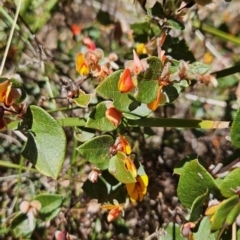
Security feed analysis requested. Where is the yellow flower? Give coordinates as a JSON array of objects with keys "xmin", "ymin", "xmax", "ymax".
[
  {"xmin": 76, "ymin": 53, "xmax": 90, "ymax": 75},
  {"xmin": 136, "ymin": 43, "xmax": 148, "ymax": 55},
  {"xmin": 126, "ymin": 174, "xmax": 148, "ymax": 202}
]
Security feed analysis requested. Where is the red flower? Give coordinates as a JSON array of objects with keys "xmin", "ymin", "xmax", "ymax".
[{"xmin": 71, "ymin": 24, "xmax": 81, "ymax": 36}]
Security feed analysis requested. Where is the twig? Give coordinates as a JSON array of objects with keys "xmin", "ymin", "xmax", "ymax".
[
  {"xmin": 232, "ymin": 221, "xmax": 237, "ymax": 240},
  {"xmin": 0, "ymin": 0, "xmax": 23, "ymax": 76}
]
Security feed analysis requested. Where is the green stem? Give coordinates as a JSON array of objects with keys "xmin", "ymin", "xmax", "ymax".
[
  {"xmin": 212, "ymin": 65, "xmax": 240, "ymax": 79},
  {"xmin": 0, "ymin": 160, "xmax": 38, "ymax": 172},
  {"xmin": 126, "ymin": 118, "xmax": 230, "ymax": 129},
  {"xmin": 0, "ymin": 0, "xmax": 23, "ymax": 76},
  {"xmin": 192, "ymin": 21, "xmax": 240, "ymax": 46}
]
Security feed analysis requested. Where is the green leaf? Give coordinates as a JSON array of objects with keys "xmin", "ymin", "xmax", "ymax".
[
  {"xmin": 138, "ymin": 56, "xmax": 163, "ymax": 81},
  {"xmin": 85, "ymin": 102, "xmax": 119, "ymax": 131},
  {"xmin": 220, "ymin": 168, "xmax": 240, "ymax": 198},
  {"xmin": 174, "ymin": 154, "xmax": 199, "ymax": 175},
  {"xmin": 160, "ymin": 223, "xmax": 185, "ymax": 240},
  {"xmin": 82, "ymin": 178, "xmax": 109, "ymax": 203},
  {"xmin": 210, "ymin": 195, "xmax": 239, "ymax": 231},
  {"xmin": 73, "ymin": 90, "xmax": 92, "ymax": 108},
  {"xmin": 231, "ymin": 108, "xmax": 240, "ymax": 148},
  {"xmin": 163, "ymin": 85, "xmax": 179, "ymax": 103},
  {"xmin": 224, "ymin": 202, "xmax": 240, "ymax": 226},
  {"xmin": 166, "ymin": 19, "xmax": 184, "ymax": 30},
  {"xmin": 76, "ymin": 135, "xmax": 114, "ymax": 170},
  {"xmin": 34, "ymin": 193, "xmax": 63, "ymax": 221},
  {"xmin": 21, "ymin": 106, "xmax": 66, "ymax": 179},
  {"xmin": 130, "ymin": 21, "xmax": 151, "ymax": 42},
  {"xmin": 189, "ymin": 62, "xmax": 210, "ymax": 75},
  {"xmin": 11, "ymin": 213, "xmax": 35, "ymax": 238},
  {"xmin": 148, "ymin": 1, "xmax": 165, "ymax": 19},
  {"xmin": 193, "ymin": 217, "xmax": 215, "ymax": 240},
  {"xmin": 162, "ymin": 36, "xmax": 195, "ymax": 62},
  {"xmin": 135, "ymin": 80, "xmax": 159, "ymax": 103},
  {"xmin": 123, "ymin": 104, "xmax": 152, "ymax": 119},
  {"xmin": 189, "ymin": 189, "xmax": 209, "ymax": 222},
  {"xmin": 74, "ymin": 127, "xmax": 95, "ymax": 142},
  {"xmin": 177, "ymin": 159, "xmax": 220, "ymax": 208},
  {"xmin": 82, "ymin": 171, "xmax": 127, "ymax": 203},
  {"xmin": 108, "ymin": 152, "xmax": 136, "ymax": 184}
]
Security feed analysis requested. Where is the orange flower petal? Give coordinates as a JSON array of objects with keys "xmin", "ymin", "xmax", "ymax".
[
  {"xmin": 107, "ymin": 207, "xmax": 121, "ymax": 222},
  {"xmin": 105, "ymin": 107, "xmax": 122, "ymax": 126},
  {"xmin": 147, "ymin": 86, "xmax": 163, "ymax": 111},
  {"xmin": 76, "ymin": 53, "xmax": 90, "ymax": 75},
  {"xmin": 124, "ymin": 156, "xmax": 137, "ymax": 178},
  {"xmin": 119, "ymin": 135, "xmax": 132, "ymax": 155},
  {"xmin": 0, "ymin": 80, "xmax": 10, "ymax": 103},
  {"xmin": 118, "ymin": 69, "xmax": 135, "ymax": 93}
]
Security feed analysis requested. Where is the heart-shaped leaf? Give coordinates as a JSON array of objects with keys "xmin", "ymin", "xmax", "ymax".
[
  {"xmin": 34, "ymin": 193, "xmax": 63, "ymax": 221},
  {"xmin": 193, "ymin": 217, "xmax": 215, "ymax": 240},
  {"xmin": 11, "ymin": 213, "xmax": 35, "ymax": 238},
  {"xmin": 73, "ymin": 90, "xmax": 92, "ymax": 108},
  {"xmin": 189, "ymin": 62, "xmax": 210, "ymax": 75},
  {"xmin": 177, "ymin": 159, "xmax": 220, "ymax": 208},
  {"xmin": 76, "ymin": 135, "xmax": 114, "ymax": 170},
  {"xmin": 21, "ymin": 105, "xmax": 66, "ymax": 179}
]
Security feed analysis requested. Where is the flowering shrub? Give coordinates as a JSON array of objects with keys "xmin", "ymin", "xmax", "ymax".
[{"xmin": 0, "ymin": 0, "xmax": 239, "ymax": 239}]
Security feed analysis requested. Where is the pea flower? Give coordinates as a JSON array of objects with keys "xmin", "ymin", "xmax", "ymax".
[
  {"xmin": 180, "ymin": 222, "xmax": 195, "ymax": 238},
  {"xmin": 118, "ymin": 68, "xmax": 135, "ymax": 93},
  {"xmin": 126, "ymin": 174, "xmax": 148, "ymax": 202},
  {"xmin": 19, "ymin": 200, "xmax": 41, "ymax": 230},
  {"xmin": 147, "ymin": 86, "xmax": 163, "ymax": 111},
  {"xmin": 111, "ymin": 134, "xmax": 132, "ymax": 155},
  {"xmin": 88, "ymin": 167, "xmax": 101, "ymax": 183},
  {"xmin": 54, "ymin": 230, "xmax": 72, "ymax": 240},
  {"xmin": 124, "ymin": 155, "xmax": 137, "ymax": 178},
  {"xmin": 0, "ymin": 80, "xmax": 20, "ymax": 107},
  {"xmin": 76, "ymin": 53, "xmax": 90, "ymax": 75},
  {"xmin": 83, "ymin": 37, "xmax": 96, "ymax": 51},
  {"xmin": 101, "ymin": 199, "xmax": 124, "ymax": 222},
  {"xmin": 105, "ymin": 103, "xmax": 122, "ymax": 127},
  {"xmin": 136, "ymin": 43, "xmax": 148, "ymax": 55},
  {"xmin": 132, "ymin": 50, "xmax": 146, "ymax": 75},
  {"xmin": 71, "ymin": 24, "xmax": 81, "ymax": 36}
]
